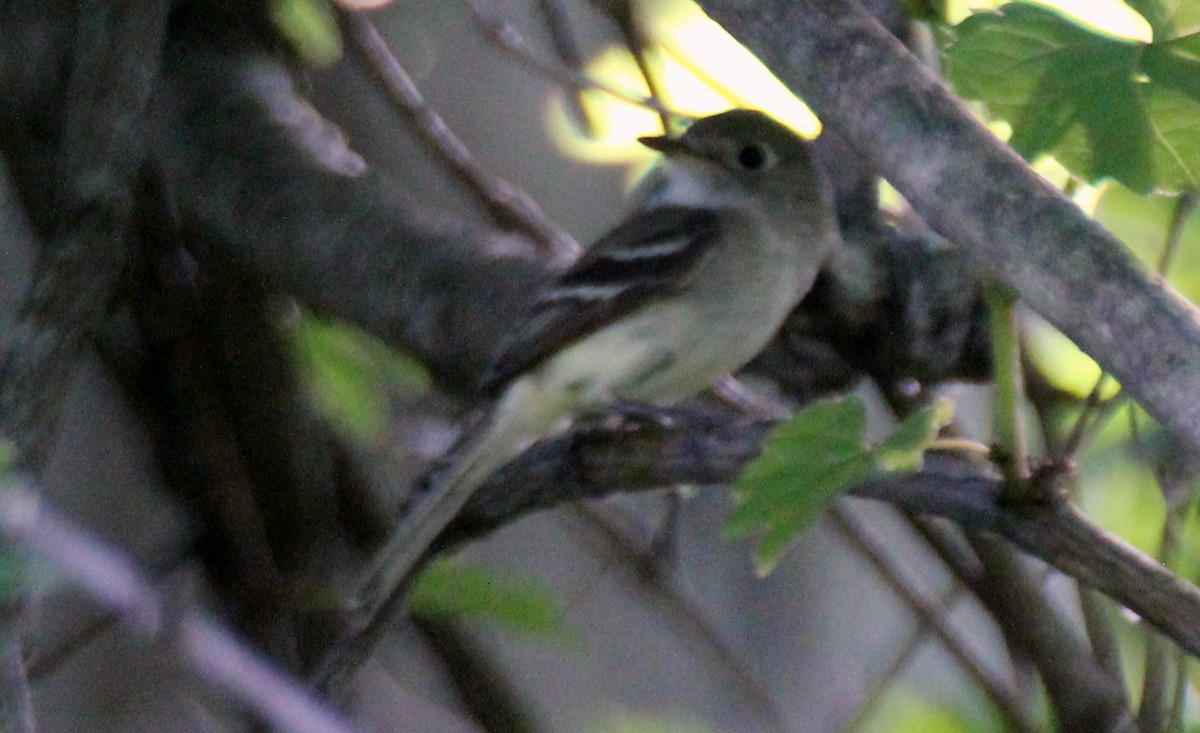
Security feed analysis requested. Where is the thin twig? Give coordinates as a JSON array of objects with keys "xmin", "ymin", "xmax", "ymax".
[
  {"xmin": 463, "ymin": 0, "xmax": 669, "ymax": 115},
  {"xmin": 1077, "ymin": 588, "xmax": 1127, "ymax": 699},
  {"xmin": 829, "ymin": 504, "xmax": 1044, "ymax": 733},
  {"xmin": 535, "ymin": 0, "xmax": 597, "ymax": 135},
  {"xmin": 339, "ymin": 8, "xmax": 580, "ymax": 261},
  {"xmin": 25, "ymin": 609, "xmax": 119, "ymax": 682},
  {"xmin": 571, "ymin": 504, "xmax": 790, "ymax": 733},
  {"xmin": 25, "ymin": 548, "xmax": 196, "ymax": 681},
  {"xmin": 602, "ymin": 0, "xmax": 673, "ymax": 131},
  {"xmin": 1156, "ymin": 190, "xmax": 1197, "ymax": 275},
  {"xmin": 0, "ymin": 482, "xmax": 366, "ymax": 733},
  {"xmin": 1168, "ymin": 648, "xmax": 1188, "ymax": 732},
  {"xmin": 840, "ymin": 576, "xmax": 970, "ymax": 732},
  {"xmin": 413, "ymin": 617, "xmax": 545, "ymax": 733},
  {"xmin": 1057, "ymin": 375, "xmax": 1121, "ymax": 461}
]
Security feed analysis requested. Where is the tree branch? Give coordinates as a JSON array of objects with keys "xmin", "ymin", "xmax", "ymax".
[
  {"xmin": 340, "ymin": 8, "xmax": 579, "ymax": 262},
  {"xmin": 0, "ymin": 481, "xmax": 367, "ymax": 733},
  {"xmin": 430, "ymin": 405, "xmax": 1200, "ymax": 661},
  {"xmin": 153, "ymin": 44, "xmax": 544, "ymax": 393},
  {"xmin": 0, "ymin": 602, "xmax": 35, "ymax": 733},
  {"xmin": 829, "ymin": 505, "xmax": 1042, "ymax": 733},
  {"xmin": 965, "ymin": 534, "xmax": 1134, "ymax": 732},
  {"xmin": 693, "ymin": 0, "xmax": 1200, "ymax": 449}
]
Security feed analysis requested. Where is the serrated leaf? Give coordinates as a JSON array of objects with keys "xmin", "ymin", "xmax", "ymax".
[
  {"xmin": 948, "ymin": 4, "xmax": 1200, "ymax": 192},
  {"xmin": 728, "ymin": 396, "xmax": 953, "ymax": 575},
  {"xmin": 728, "ymin": 396, "xmax": 874, "ymax": 574},
  {"xmin": 407, "ymin": 559, "xmax": 572, "ymax": 641},
  {"xmin": 726, "ymin": 396, "xmax": 866, "ymax": 531}
]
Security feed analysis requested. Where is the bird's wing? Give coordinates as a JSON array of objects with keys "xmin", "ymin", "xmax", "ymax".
[{"xmin": 479, "ymin": 205, "xmax": 722, "ymax": 395}]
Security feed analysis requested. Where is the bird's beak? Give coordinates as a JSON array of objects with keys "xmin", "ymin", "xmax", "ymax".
[{"xmin": 637, "ymin": 134, "xmax": 688, "ymax": 154}]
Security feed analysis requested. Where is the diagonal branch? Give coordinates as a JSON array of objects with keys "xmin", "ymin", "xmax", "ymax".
[
  {"xmin": 693, "ymin": 0, "xmax": 1200, "ymax": 450},
  {"xmin": 829, "ymin": 505, "xmax": 1043, "ymax": 733},
  {"xmin": 155, "ymin": 46, "xmax": 545, "ymax": 393},
  {"xmin": 0, "ymin": 481, "xmax": 367, "ymax": 733},
  {"xmin": 340, "ymin": 8, "xmax": 580, "ymax": 262}
]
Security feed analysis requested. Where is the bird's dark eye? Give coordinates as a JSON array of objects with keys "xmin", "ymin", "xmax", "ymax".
[{"xmin": 736, "ymin": 142, "xmax": 773, "ymax": 171}]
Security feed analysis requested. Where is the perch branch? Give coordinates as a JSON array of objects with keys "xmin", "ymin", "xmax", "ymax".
[{"xmin": 435, "ymin": 406, "xmax": 1200, "ymax": 661}]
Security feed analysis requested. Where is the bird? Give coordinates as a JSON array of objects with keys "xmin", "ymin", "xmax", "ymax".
[{"xmin": 352, "ymin": 108, "xmax": 840, "ymax": 619}]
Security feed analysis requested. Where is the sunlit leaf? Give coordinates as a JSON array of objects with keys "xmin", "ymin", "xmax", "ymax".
[
  {"xmin": 727, "ymin": 397, "xmax": 953, "ymax": 574},
  {"xmin": 408, "ymin": 559, "xmax": 573, "ymax": 641},
  {"xmin": 1123, "ymin": 0, "xmax": 1200, "ymax": 39},
  {"xmin": 948, "ymin": 3, "xmax": 1200, "ymax": 192}
]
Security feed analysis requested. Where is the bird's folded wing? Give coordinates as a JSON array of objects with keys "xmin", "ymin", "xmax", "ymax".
[{"xmin": 479, "ymin": 205, "xmax": 722, "ymax": 395}]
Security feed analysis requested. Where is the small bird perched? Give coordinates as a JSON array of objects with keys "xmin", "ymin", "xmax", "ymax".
[{"xmin": 354, "ymin": 108, "xmax": 840, "ymax": 618}]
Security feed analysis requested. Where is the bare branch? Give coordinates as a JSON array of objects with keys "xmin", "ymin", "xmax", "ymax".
[
  {"xmin": 693, "ymin": 0, "xmax": 1200, "ymax": 450},
  {"xmin": 155, "ymin": 47, "xmax": 545, "ymax": 393},
  {"xmin": 0, "ymin": 482, "xmax": 367, "ymax": 733},
  {"xmin": 413, "ymin": 617, "xmax": 544, "ymax": 733},
  {"xmin": 570, "ymin": 505, "xmax": 789, "ymax": 733},
  {"xmin": 535, "ymin": 0, "xmax": 599, "ymax": 135},
  {"xmin": 340, "ymin": 8, "xmax": 580, "ymax": 262},
  {"xmin": 965, "ymin": 535, "xmax": 1135, "ymax": 733},
  {"xmin": 829, "ymin": 505, "xmax": 1043, "ymax": 733},
  {"xmin": 464, "ymin": 0, "xmax": 670, "ymax": 116}
]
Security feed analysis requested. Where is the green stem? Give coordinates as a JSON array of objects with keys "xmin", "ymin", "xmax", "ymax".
[{"xmin": 987, "ymin": 283, "xmax": 1029, "ymax": 496}]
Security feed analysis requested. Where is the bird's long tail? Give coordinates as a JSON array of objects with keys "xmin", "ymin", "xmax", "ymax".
[{"xmin": 351, "ymin": 376, "xmax": 563, "ymax": 617}]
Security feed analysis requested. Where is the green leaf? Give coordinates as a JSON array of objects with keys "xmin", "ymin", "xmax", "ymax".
[
  {"xmin": 861, "ymin": 685, "xmax": 1005, "ymax": 733},
  {"xmin": 291, "ymin": 315, "xmax": 430, "ymax": 444},
  {"xmin": 1124, "ymin": 0, "xmax": 1200, "ymax": 40},
  {"xmin": 1125, "ymin": 0, "xmax": 1173, "ymax": 38},
  {"xmin": 407, "ymin": 559, "xmax": 573, "ymax": 641},
  {"xmin": 947, "ymin": 3, "xmax": 1200, "ymax": 192},
  {"xmin": 727, "ymin": 397, "xmax": 953, "ymax": 575},
  {"xmin": 270, "ymin": 0, "xmax": 343, "ymax": 67},
  {"xmin": 875, "ymin": 397, "xmax": 956, "ymax": 472}
]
